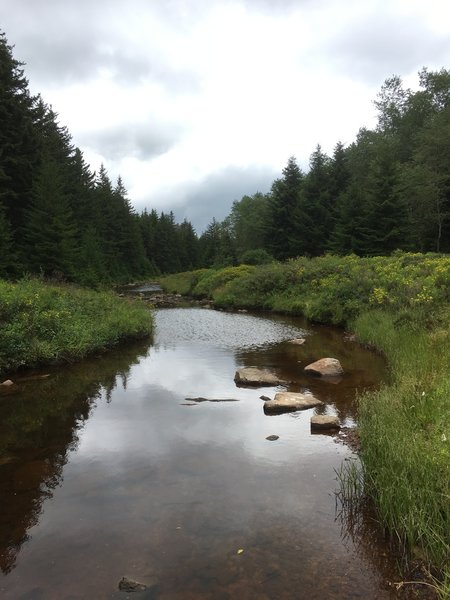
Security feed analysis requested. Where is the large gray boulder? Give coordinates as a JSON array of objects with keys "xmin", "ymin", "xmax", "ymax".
[
  {"xmin": 264, "ymin": 392, "xmax": 323, "ymax": 414},
  {"xmin": 234, "ymin": 367, "xmax": 287, "ymax": 387},
  {"xmin": 310, "ymin": 415, "xmax": 340, "ymax": 430},
  {"xmin": 304, "ymin": 358, "xmax": 344, "ymax": 377}
]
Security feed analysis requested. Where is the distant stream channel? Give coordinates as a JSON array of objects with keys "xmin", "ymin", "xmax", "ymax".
[{"xmin": 0, "ymin": 299, "xmax": 414, "ymax": 599}]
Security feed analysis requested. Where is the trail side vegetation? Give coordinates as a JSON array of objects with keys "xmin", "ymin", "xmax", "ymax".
[
  {"xmin": 0, "ymin": 278, "xmax": 152, "ymax": 375},
  {"xmin": 161, "ymin": 253, "xmax": 450, "ymax": 590}
]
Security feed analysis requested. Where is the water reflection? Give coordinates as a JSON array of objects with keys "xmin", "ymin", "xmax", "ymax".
[
  {"xmin": 0, "ymin": 308, "xmax": 407, "ymax": 599},
  {"xmin": 0, "ymin": 339, "xmax": 151, "ymax": 575}
]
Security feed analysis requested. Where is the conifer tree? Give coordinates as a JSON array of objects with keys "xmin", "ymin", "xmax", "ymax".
[
  {"xmin": 295, "ymin": 145, "xmax": 332, "ymax": 255},
  {"xmin": 23, "ymin": 156, "xmax": 78, "ymax": 277},
  {"xmin": 0, "ymin": 32, "xmax": 38, "ymax": 232},
  {"xmin": 266, "ymin": 156, "xmax": 304, "ymax": 260},
  {"xmin": 0, "ymin": 201, "xmax": 14, "ymax": 276}
]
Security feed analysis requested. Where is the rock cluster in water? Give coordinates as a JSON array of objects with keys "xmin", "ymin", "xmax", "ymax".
[{"xmin": 232, "ymin": 354, "xmax": 346, "ymax": 434}]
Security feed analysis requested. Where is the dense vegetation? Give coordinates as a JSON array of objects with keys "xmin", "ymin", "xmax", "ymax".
[
  {"xmin": 161, "ymin": 253, "xmax": 450, "ymax": 587},
  {"xmin": 0, "ymin": 278, "xmax": 152, "ymax": 375},
  {"xmin": 161, "ymin": 252, "xmax": 449, "ymax": 323},
  {"xmin": 1, "ymin": 30, "xmax": 450, "ymax": 282},
  {"xmin": 201, "ymin": 69, "xmax": 450, "ymax": 266}
]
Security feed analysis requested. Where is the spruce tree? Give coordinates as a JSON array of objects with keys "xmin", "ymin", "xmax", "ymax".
[
  {"xmin": 0, "ymin": 201, "xmax": 14, "ymax": 276},
  {"xmin": 296, "ymin": 145, "xmax": 332, "ymax": 256},
  {"xmin": 23, "ymin": 156, "xmax": 78, "ymax": 278},
  {"xmin": 0, "ymin": 31, "xmax": 38, "ymax": 234},
  {"xmin": 266, "ymin": 156, "xmax": 304, "ymax": 260}
]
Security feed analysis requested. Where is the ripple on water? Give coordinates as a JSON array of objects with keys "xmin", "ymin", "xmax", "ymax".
[{"xmin": 154, "ymin": 308, "xmax": 307, "ymax": 350}]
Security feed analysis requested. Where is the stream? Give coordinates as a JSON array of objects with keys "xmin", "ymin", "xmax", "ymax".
[{"xmin": 0, "ymin": 305, "xmax": 411, "ymax": 599}]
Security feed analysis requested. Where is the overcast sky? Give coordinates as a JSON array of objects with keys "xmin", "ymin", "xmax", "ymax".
[{"xmin": 1, "ymin": 0, "xmax": 450, "ymax": 231}]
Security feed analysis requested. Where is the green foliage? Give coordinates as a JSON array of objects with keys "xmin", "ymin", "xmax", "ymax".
[
  {"xmin": 192, "ymin": 265, "xmax": 256, "ymax": 299},
  {"xmin": 266, "ymin": 156, "xmax": 304, "ymax": 260},
  {"xmin": 174, "ymin": 252, "xmax": 449, "ymax": 324},
  {"xmin": 23, "ymin": 156, "xmax": 78, "ymax": 278},
  {"xmin": 160, "ymin": 269, "xmax": 209, "ymax": 296},
  {"xmin": 0, "ymin": 278, "xmax": 153, "ymax": 374},
  {"xmin": 238, "ymin": 248, "xmax": 273, "ymax": 265},
  {"xmin": 354, "ymin": 309, "xmax": 450, "ymax": 574}
]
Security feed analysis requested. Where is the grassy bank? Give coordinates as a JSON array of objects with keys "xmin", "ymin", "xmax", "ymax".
[
  {"xmin": 161, "ymin": 252, "xmax": 450, "ymax": 325},
  {"xmin": 354, "ymin": 308, "xmax": 449, "ymax": 588},
  {"xmin": 161, "ymin": 252, "xmax": 450, "ymax": 587},
  {"xmin": 0, "ymin": 278, "xmax": 153, "ymax": 375}
]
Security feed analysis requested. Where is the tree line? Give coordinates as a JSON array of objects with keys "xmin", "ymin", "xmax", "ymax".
[
  {"xmin": 1, "ymin": 30, "xmax": 449, "ymax": 285},
  {"xmin": 0, "ymin": 32, "xmax": 199, "ymax": 284},
  {"xmin": 203, "ymin": 70, "xmax": 450, "ymax": 266}
]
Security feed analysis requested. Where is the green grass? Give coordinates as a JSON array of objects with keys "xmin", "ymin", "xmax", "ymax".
[
  {"xmin": 354, "ymin": 308, "xmax": 449, "ymax": 577},
  {"xmin": 0, "ymin": 278, "xmax": 153, "ymax": 375}
]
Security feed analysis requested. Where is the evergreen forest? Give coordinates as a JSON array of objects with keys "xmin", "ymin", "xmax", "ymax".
[{"xmin": 1, "ymin": 30, "xmax": 449, "ymax": 286}]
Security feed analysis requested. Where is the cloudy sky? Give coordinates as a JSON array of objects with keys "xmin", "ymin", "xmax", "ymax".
[{"xmin": 1, "ymin": 0, "xmax": 450, "ymax": 231}]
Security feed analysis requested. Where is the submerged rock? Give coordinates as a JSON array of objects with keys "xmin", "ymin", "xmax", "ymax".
[
  {"xmin": 118, "ymin": 577, "xmax": 148, "ymax": 592},
  {"xmin": 310, "ymin": 415, "xmax": 340, "ymax": 430},
  {"xmin": 289, "ymin": 338, "xmax": 306, "ymax": 345},
  {"xmin": 264, "ymin": 392, "xmax": 323, "ymax": 414},
  {"xmin": 304, "ymin": 358, "xmax": 344, "ymax": 377},
  {"xmin": 1, "ymin": 379, "xmax": 14, "ymax": 386},
  {"xmin": 185, "ymin": 397, "xmax": 239, "ymax": 403},
  {"xmin": 234, "ymin": 367, "xmax": 287, "ymax": 387}
]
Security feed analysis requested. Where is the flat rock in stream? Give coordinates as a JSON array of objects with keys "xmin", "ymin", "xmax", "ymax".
[
  {"xmin": 264, "ymin": 392, "xmax": 323, "ymax": 414},
  {"xmin": 310, "ymin": 415, "xmax": 341, "ymax": 431},
  {"xmin": 234, "ymin": 367, "xmax": 287, "ymax": 387},
  {"xmin": 304, "ymin": 358, "xmax": 344, "ymax": 377}
]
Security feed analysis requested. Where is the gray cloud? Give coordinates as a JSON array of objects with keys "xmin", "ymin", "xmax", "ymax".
[
  {"xmin": 80, "ymin": 122, "xmax": 183, "ymax": 161},
  {"xmin": 0, "ymin": 0, "xmax": 201, "ymax": 92},
  {"xmin": 324, "ymin": 11, "xmax": 450, "ymax": 84},
  {"xmin": 134, "ymin": 164, "xmax": 277, "ymax": 233}
]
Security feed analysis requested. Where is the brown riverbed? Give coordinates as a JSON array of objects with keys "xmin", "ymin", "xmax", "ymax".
[{"xmin": 0, "ymin": 306, "xmax": 430, "ymax": 599}]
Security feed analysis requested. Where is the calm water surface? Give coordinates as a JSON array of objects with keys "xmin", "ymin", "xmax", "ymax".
[{"xmin": 0, "ymin": 307, "xmax": 405, "ymax": 599}]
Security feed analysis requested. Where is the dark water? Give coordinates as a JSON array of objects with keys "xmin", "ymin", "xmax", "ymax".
[{"xmin": 0, "ymin": 307, "xmax": 406, "ymax": 599}]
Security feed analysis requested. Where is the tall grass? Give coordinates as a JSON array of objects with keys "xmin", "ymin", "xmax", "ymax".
[
  {"xmin": 0, "ymin": 278, "xmax": 153, "ymax": 375},
  {"xmin": 354, "ymin": 309, "xmax": 450, "ymax": 577}
]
